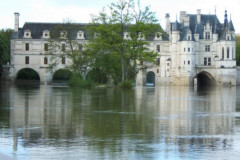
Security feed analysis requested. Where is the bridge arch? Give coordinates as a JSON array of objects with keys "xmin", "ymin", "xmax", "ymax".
[
  {"xmin": 194, "ymin": 71, "xmax": 216, "ymax": 87},
  {"xmin": 146, "ymin": 71, "xmax": 155, "ymax": 86},
  {"xmin": 16, "ymin": 68, "xmax": 40, "ymax": 81},
  {"xmin": 52, "ymin": 69, "xmax": 72, "ymax": 81}
]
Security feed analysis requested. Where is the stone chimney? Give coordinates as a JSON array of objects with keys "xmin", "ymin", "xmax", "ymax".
[
  {"xmin": 14, "ymin": 12, "xmax": 20, "ymax": 32},
  {"xmin": 180, "ymin": 11, "xmax": 186, "ymax": 23},
  {"xmin": 184, "ymin": 16, "xmax": 190, "ymax": 27},
  {"xmin": 165, "ymin": 13, "xmax": 170, "ymax": 35},
  {"xmin": 197, "ymin": 9, "xmax": 201, "ymax": 24}
]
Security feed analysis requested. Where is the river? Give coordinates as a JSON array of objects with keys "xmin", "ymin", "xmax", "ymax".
[{"xmin": 0, "ymin": 84, "xmax": 240, "ymax": 160}]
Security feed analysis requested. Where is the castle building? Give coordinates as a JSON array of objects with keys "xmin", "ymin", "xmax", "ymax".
[
  {"xmin": 9, "ymin": 10, "xmax": 236, "ymax": 85},
  {"xmin": 137, "ymin": 9, "xmax": 236, "ymax": 86}
]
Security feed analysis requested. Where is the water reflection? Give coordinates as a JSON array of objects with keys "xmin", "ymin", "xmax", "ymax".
[{"xmin": 0, "ymin": 84, "xmax": 239, "ymax": 159}]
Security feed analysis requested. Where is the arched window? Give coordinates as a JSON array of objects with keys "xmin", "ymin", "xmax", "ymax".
[
  {"xmin": 227, "ymin": 47, "xmax": 230, "ymax": 58},
  {"xmin": 222, "ymin": 47, "xmax": 224, "ymax": 59},
  {"xmin": 44, "ymin": 57, "xmax": 48, "ymax": 64}
]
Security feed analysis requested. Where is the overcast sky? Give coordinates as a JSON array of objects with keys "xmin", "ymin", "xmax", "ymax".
[{"xmin": 1, "ymin": 0, "xmax": 240, "ymax": 33}]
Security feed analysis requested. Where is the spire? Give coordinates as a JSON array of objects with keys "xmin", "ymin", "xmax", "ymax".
[
  {"xmin": 213, "ymin": 13, "xmax": 218, "ymax": 34},
  {"xmin": 228, "ymin": 18, "xmax": 235, "ymax": 32},
  {"xmin": 172, "ymin": 19, "xmax": 180, "ymax": 31}
]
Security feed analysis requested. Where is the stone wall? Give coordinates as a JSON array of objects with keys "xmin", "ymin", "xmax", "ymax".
[{"xmin": 236, "ymin": 67, "xmax": 240, "ymax": 85}]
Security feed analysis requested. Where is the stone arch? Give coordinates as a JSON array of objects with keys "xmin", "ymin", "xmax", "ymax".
[
  {"xmin": 146, "ymin": 71, "xmax": 155, "ymax": 86},
  {"xmin": 16, "ymin": 68, "xmax": 40, "ymax": 81},
  {"xmin": 52, "ymin": 69, "xmax": 72, "ymax": 81},
  {"xmin": 194, "ymin": 71, "xmax": 216, "ymax": 87}
]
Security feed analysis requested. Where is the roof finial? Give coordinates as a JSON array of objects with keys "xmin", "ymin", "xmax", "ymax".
[
  {"xmin": 215, "ymin": 6, "xmax": 216, "ymax": 15},
  {"xmin": 224, "ymin": 10, "xmax": 228, "ymax": 27}
]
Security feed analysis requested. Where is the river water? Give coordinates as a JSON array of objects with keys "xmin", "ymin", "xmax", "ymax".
[{"xmin": 0, "ymin": 84, "xmax": 240, "ymax": 160}]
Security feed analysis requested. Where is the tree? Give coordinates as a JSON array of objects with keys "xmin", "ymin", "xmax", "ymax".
[
  {"xmin": 48, "ymin": 20, "xmax": 91, "ymax": 77},
  {"xmin": 0, "ymin": 29, "xmax": 13, "ymax": 78},
  {"xmin": 86, "ymin": 0, "xmax": 160, "ymax": 83}
]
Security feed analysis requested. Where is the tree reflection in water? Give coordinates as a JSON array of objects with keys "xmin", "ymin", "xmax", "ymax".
[{"xmin": 0, "ymin": 84, "xmax": 239, "ymax": 160}]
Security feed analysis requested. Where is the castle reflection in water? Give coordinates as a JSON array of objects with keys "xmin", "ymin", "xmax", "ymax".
[{"xmin": 5, "ymin": 84, "xmax": 238, "ymax": 158}]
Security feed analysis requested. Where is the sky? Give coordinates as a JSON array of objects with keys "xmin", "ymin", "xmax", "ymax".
[{"xmin": 0, "ymin": 0, "xmax": 240, "ymax": 33}]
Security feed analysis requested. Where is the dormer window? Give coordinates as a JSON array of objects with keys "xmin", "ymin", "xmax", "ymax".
[
  {"xmin": 94, "ymin": 32, "xmax": 100, "ymax": 38},
  {"xmin": 77, "ymin": 31, "xmax": 85, "ymax": 40},
  {"xmin": 154, "ymin": 32, "xmax": 162, "ymax": 40},
  {"xmin": 124, "ymin": 32, "xmax": 131, "ymax": 40},
  {"xmin": 205, "ymin": 32, "xmax": 210, "ymax": 39},
  {"xmin": 24, "ymin": 30, "xmax": 31, "ymax": 38},
  {"xmin": 138, "ymin": 32, "xmax": 145, "ymax": 40},
  {"xmin": 187, "ymin": 35, "xmax": 191, "ymax": 41},
  {"xmin": 43, "ymin": 30, "xmax": 50, "ymax": 39},
  {"xmin": 60, "ymin": 31, "xmax": 67, "ymax": 39}
]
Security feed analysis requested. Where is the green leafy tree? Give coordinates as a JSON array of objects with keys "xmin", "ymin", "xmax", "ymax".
[
  {"xmin": 86, "ymin": 0, "xmax": 160, "ymax": 83},
  {"xmin": 48, "ymin": 20, "xmax": 91, "ymax": 77},
  {"xmin": 0, "ymin": 29, "xmax": 13, "ymax": 78}
]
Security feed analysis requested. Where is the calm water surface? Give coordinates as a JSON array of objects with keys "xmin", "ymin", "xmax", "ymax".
[{"xmin": 0, "ymin": 84, "xmax": 240, "ymax": 160}]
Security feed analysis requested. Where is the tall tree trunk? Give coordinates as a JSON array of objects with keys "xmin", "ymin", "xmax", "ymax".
[{"xmin": 121, "ymin": 54, "xmax": 125, "ymax": 82}]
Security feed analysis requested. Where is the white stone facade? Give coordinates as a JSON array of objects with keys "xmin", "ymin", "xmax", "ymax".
[
  {"xmin": 9, "ymin": 10, "xmax": 236, "ymax": 85},
  {"xmin": 136, "ymin": 10, "xmax": 236, "ymax": 86}
]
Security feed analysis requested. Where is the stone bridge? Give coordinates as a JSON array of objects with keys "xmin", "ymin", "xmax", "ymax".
[{"xmin": 194, "ymin": 66, "xmax": 236, "ymax": 86}]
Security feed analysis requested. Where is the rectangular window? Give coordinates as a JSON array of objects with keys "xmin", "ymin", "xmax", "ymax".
[
  {"xmin": 205, "ymin": 45, "xmax": 210, "ymax": 52},
  {"xmin": 156, "ymin": 58, "xmax": 160, "ymax": 66},
  {"xmin": 208, "ymin": 58, "xmax": 211, "ymax": 65},
  {"xmin": 62, "ymin": 44, "xmax": 65, "ymax": 51},
  {"xmin": 25, "ymin": 56, "xmax": 29, "ymax": 64},
  {"xmin": 188, "ymin": 48, "xmax": 190, "ymax": 52},
  {"xmin": 156, "ymin": 45, "xmax": 160, "ymax": 52},
  {"xmin": 205, "ymin": 32, "xmax": 210, "ymax": 39},
  {"xmin": 44, "ymin": 57, "xmax": 48, "ymax": 64},
  {"xmin": 204, "ymin": 58, "xmax": 207, "ymax": 66},
  {"xmin": 62, "ymin": 57, "xmax": 66, "ymax": 64},
  {"xmin": 25, "ymin": 43, "xmax": 29, "ymax": 51},
  {"xmin": 44, "ymin": 43, "xmax": 48, "ymax": 51},
  {"xmin": 188, "ymin": 61, "xmax": 190, "ymax": 65},
  {"xmin": 79, "ymin": 44, "xmax": 83, "ymax": 51},
  {"xmin": 184, "ymin": 48, "xmax": 185, "ymax": 52}
]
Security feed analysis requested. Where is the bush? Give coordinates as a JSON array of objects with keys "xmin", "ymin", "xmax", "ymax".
[
  {"xmin": 120, "ymin": 79, "xmax": 133, "ymax": 89},
  {"xmin": 69, "ymin": 74, "xmax": 94, "ymax": 88}
]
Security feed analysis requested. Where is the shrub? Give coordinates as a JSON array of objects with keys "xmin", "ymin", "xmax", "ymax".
[
  {"xmin": 120, "ymin": 79, "xmax": 133, "ymax": 89},
  {"xmin": 69, "ymin": 74, "xmax": 94, "ymax": 88}
]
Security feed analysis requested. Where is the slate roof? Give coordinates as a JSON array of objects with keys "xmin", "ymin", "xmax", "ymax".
[
  {"xmin": 12, "ymin": 22, "xmax": 89, "ymax": 40},
  {"xmin": 170, "ymin": 13, "xmax": 235, "ymax": 42},
  {"xmin": 11, "ymin": 22, "xmax": 169, "ymax": 41}
]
